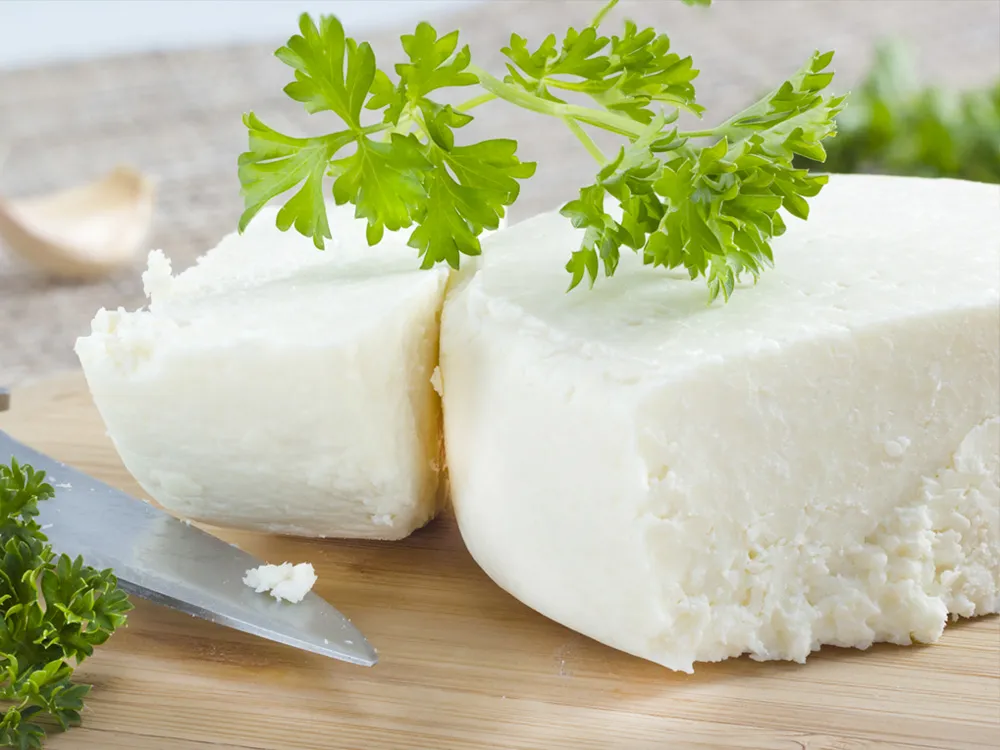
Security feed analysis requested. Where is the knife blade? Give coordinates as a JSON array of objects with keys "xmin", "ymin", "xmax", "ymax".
[{"xmin": 0, "ymin": 425, "xmax": 378, "ymax": 667}]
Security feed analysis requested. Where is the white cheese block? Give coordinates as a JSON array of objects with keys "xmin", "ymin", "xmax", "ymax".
[
  {"xmin": 76, "ymin": 204, "xmax": 453, "ymax": 539},
  {"xmin": 439, "ymin": 174, "xmax": 1000, "ymax": 672},
  {"xmin": 243, "ymin": 562, "xmax": 317, "ymax": 603}
]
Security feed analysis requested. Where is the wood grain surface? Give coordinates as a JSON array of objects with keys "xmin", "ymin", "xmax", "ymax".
[{"xmin": 1, "ymin": 373, "xmax": 997, "ymax": 750}]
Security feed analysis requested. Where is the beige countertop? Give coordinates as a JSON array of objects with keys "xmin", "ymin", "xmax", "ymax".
[{"xmin": 1, "ymin": 0, "xmax": 998, "ymax": 386}]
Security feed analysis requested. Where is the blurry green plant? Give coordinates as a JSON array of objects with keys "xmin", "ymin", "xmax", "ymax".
[{"xmin": 796, "ymin": 39, "xmax": 1000, "ymax": 184}]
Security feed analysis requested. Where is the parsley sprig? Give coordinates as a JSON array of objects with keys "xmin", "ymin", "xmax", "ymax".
[
  {"xmin": 239, "ymin": 0, "xmax": 844, "ymax": 301},
  {"xmin": 1, "ymin": 459, "xmax": 131, "ymax": 749}
]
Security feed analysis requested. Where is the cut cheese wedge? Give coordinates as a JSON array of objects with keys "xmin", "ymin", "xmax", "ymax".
[
  {"xmin": 76, "ymin": 205, "xmax": 452, "ymax": 539},
  {"xmin": 439, "ymin": 174, "xmax": 1000, "ymax": 672}
]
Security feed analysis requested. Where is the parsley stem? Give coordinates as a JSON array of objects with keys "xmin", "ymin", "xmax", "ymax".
[
  {"xmin": 545, "ymin": 78, "xmax": 600, "ymax": 94},
  {"xmin": 589, "ymin": 0, "xmax": 619, "ymax": 28},
  {"xmin": 679, "ymin": 128, "xmax": 717, "ymax": 138},
  {"xmin": 456, "ymin": 92, "xmax": 498, "ymax": 112},
  {"xmin": 469, "ymin": 64, "xmax": 646, "ymax": 138},
  {"xmin": 564, "ymin": 117, "xmax": 606, "ymax": 163}
]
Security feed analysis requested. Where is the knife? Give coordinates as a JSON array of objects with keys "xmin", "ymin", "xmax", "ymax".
[{"xmin": 0, "ymin": 389, "xmax": 377, "ymax": 667}]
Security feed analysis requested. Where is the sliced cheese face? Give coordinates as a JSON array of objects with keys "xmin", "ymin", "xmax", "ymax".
[
  {"xmin": 439, "ymin": 174, "xmax": 1000, "ymax": 672},
  {"xmin": 76, "ymin": 204, "xmax": 450, "ymax": 539}
]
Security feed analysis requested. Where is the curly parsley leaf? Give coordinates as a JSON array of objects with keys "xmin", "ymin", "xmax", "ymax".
[
  {"xmin": 239, "ymin": 14, "xmax": 535, "ymax": 261},
  {"xmin": 562, "ymin": 49, "xmax": 843, "ymax": 301},
  {"xmin": 501, "ymin": 10, "xmax": 702, "ymax": 122},
  {"xmin": 1, "ymin": 459, "xmax": 132, "ymax": 749},
  {"xmin": 238, "ymin": 115, "xmax": 351, "ymax": 247},
  {"xmin": 396, "ymin": 23, "xmax": 479, "ymax": 99}
]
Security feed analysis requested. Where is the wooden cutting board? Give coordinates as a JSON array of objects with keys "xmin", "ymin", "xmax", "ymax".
[{"xmin": 1, "ymin": 373, "xmax": 997, "ymax": 750}]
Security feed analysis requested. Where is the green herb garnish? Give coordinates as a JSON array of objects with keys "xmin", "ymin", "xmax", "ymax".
[
  {"xmin": 239, "ymin": 0, "xmax": 844, "ymax": 301},
  {"xmin": 1, "ymin": 459, "xmax": 132, "ymax": 749},
  {"xmin": 800, "ymin": 39, "xmax": 1000, "ymax": 184}
]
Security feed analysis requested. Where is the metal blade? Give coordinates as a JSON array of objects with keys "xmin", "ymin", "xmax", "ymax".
[{"xmin": 1, "ymin": 429, "xmax": 377, "ymax": 667}]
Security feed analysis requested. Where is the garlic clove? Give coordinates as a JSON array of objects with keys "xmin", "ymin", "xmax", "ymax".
[{"xmin": 0, "ymin": 166, "xmax": 155, "ymax": 281}]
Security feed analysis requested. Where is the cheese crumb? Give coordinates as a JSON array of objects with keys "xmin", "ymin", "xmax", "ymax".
[
  {"xmin": 242, "ymin": 562, "xmax": 317, "ymax": 603},
  {"xmin": 884, "ymin": 437, "xmax": 911, "ymax": 458},
  {"xmin": 142, "ymin": 249, "xmax": 175, "ymax": 306},
  {"xmin": 430, "ymin": 366, "xmax": 444, "ymax": 397}
]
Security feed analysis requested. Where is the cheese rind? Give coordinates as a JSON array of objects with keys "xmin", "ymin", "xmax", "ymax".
[
  {"xmin": 439, "ymin": 175, "xmax": 1000, "ymax": 672},
  {"xmin": 76, "ymin": 204, "xmax": 450, "ymax": 539}
]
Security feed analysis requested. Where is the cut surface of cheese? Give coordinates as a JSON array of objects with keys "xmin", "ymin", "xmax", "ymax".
[
  {"xmin": 76, "ymin": 204, "xmax": 449, "ymax": 539},
  {"xmin": 439, "ymin": 174, "xmax": 1000, "ymax": 672}
]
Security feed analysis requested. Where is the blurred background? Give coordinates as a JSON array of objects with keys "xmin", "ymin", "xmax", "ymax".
[{"xmin": 0, "ymin": 0, "xmax": 998, "ymax": 386}]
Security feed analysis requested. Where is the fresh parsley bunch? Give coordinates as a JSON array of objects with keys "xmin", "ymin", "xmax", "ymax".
[
  {"xmin": 239, "ymin": 0, "xmax": 844, "ymax": 302},
  {"xmin": 1, "ymin": 459, "xmax": 132, "ymax": 749}
]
